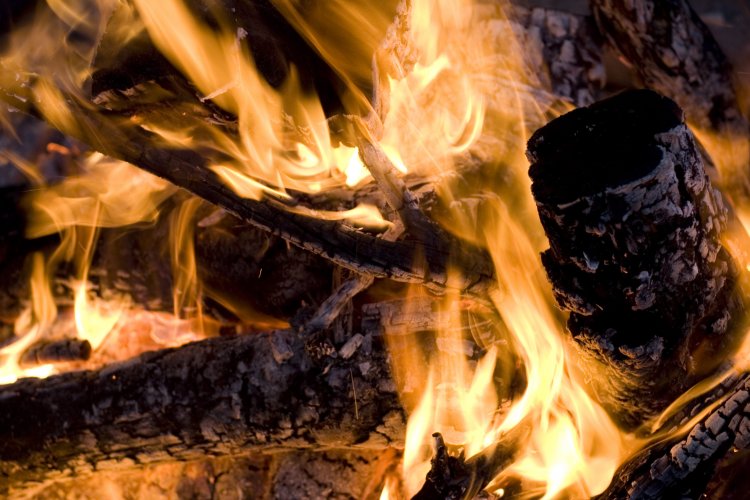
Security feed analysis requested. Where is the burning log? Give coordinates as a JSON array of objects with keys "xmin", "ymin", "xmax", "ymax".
[
  {"xmin": 603, "ymin": 370, "xmax": 750, "ymax": 499},
  {"xmin": 590, "ymin": 0, "xmax": 750, "ymax": 197},
  {"xmin": 509, "ymin": 5, "xmax": 605, "ymax": 107},
  {"xmin": 0, "ymin": 326, "xmax": 404, "ymax": 494},
  {"xmin": 528, "ymin": 89, "xmax": 745, "ymax": 429},
  {"xmin": 0, "ymin": 1, "xmax": 609, "ymax": 300},
  {"xmin": 0, "ymin": 192, "xmax": 336, "ymax": 327}
]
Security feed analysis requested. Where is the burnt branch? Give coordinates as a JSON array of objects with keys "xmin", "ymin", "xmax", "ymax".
[{"xmin": 0, "ymin": 85, "xmax": 496, "ymax": 295}]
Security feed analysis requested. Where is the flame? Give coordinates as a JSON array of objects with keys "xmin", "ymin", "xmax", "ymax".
[
  {"xmin": 5, "ymin": 0, "xmax": 746, "ymax": 497},
  {"xmin": 0, "ymin": 152, "xmax": 209, "ymax": 385},
  {"xmin": 0, "ymin": 253, "xmax": 57, "ymax": 385}
]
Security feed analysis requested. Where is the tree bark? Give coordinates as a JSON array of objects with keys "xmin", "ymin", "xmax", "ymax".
[
  {"xmin": 509, "ymin": 5, "xmax": 605, "ymax": 107},
  {"xmin": 603, "ymin": 370, "xmax": 750, "ymax": 499},
  {"xmin": 528, "ymin": 89, "xmax": 745, "ymax": 429},
  {"xmin": 0, "ymin": 326, "xmax": 403, "ymax": 495},
  {"xmin": 589, "ymin": 0, "xmax": 750, "ymax": 198}
]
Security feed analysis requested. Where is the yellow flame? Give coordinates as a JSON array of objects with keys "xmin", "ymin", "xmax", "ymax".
[
  {"xmin": 25, "ymin": 156, "xmax": 175, "ymax": 238},
  {"xmin": 170, "ymin": 197, "xmax": 205, "ymax": 334},
  {"xmin": 387, "ymin": 0, "xmax": 629, "ymax": 497},
  {"xmin": 0, "ymin": 253, "xmax": 57, "ymax": 385}
]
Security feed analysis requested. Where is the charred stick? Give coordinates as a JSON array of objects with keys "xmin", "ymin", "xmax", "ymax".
[
  {"xmin": 528, "ymin": 89, "xmax": 745, "ymax": 430},
  {"xmin": 19, "ymin": 338, "xmax": 91, "ymax": 367},
  {"xmin": 411, "ymin": 422, "xmax": 531, "ymax": 500}
]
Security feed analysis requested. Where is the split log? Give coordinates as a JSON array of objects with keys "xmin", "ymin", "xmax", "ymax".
[
  {"xmin": 528, "ymin": 89, "xmax": 745, "ymax": 429},
  {"xmin": 589, "ymin": 0, "xmax": 750, "ymax": 198},
  {"xmin": 0, "ymin": 326, "xmax": 404, "ymax": 495}
]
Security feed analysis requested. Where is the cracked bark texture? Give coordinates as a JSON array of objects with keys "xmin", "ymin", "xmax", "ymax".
[
  {"xmin": 510, "ymin": 5, "xmax": 605, "ymax": 107},
  {"xmin": 589, "ymin": 0, "xmax": 750, "ymax": 198},
  {"xmin": 604, "ymin": 372, "xmax": 750, "ymax": 499},
  {"xmin": 22, "ymin": 449, "xmax": 398, "ymax": 500},
  {"xmin": 528, "ymin": 89, "xmax": 744, "ymax": 429},
  {"xmin": 0, "ymin": 327, "xmax": 405, "ymax": 495}
]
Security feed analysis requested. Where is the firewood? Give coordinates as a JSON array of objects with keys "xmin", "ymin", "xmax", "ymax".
[
  {"xmin": 603, "ymin": 371, "xmax": 750, "ymax": 499},
  {"xmin": 590, "ymin": 0, "xmax": 750, "ymax": 198},
  {"xmin": 0, "ymin": 1, "xmax": 610, "ymax": 301},
  {"xmin": 508, "ymin": 5, "xmax": 605, "ymax": 107},
  {"xmin": 0, "ymin": 326, "xmax": 403, "ymax": 494},
  {"xmin": 528, "ymin": 89, "xmax": 745, "ymax": 429},
  {"xmin": 0, "ymin": 192, "xmax": 336, "ymax": 327},
  {"xmin": 0, "ymin": 294, "xmax": 477, "ymax": 495}
]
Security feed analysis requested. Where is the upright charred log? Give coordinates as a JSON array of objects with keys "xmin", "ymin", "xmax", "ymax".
[{"xmin": 528, "ymin": 89, "xmax": 744, "ymax": 429}]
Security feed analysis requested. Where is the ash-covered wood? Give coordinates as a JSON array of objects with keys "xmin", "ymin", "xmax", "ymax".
[
  {"xmin": 510, "ymin": 5, "xmax": 605, "ymax": 107},
  {"xmin": 528, "ymin": 89, "xmax": 744, "ymax": 429},
  {"xmin": 19, "ymin": 338, "xmax": 91, "ymax": 367},
  {"xmin": 0, "ymin": 325, "xmax": 403, "ymax": 494},
  {"xmin": 590, "ymin": 0, "xmax": 750, "ymax": 196},
  {"xmin": 603, "ymin": 371, "xmax": 750, "ymax": 499}
]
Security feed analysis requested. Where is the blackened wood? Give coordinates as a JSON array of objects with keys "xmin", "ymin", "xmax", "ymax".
[
  {"xmin": 0, "ymin": 327, "xmax": 404, "ymax": 494},
  {"xmin": 603, "ymin": 371, "xmax": 750, "ymax": 499},
  {"xmin": 0, "ymin": 195, "xmax": 335, "ymax": 327},
  {"xmin": 0, "ymin": 87, "xmax": 497, "ymax": 295},
  {"xmin": 510, "ymin": 5, "xmax": 605, "ymax": 107},
  {"xmin": 589, "ymin": 0, "xmax": 750, "ymax": 195},
  {"xmin": 411, "ymin": 423, "xmax": 530, "ymax": 500},
  {"xmin": 19, "ymin": 338, "xmax": 91, "ymax": 367},
  {"xmin": 528, "ymin": 89, "xmax": 744, "ymax": 429}
]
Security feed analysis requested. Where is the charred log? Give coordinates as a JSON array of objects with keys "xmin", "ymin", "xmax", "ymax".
[
  {"xmin": 528, "ymin": 89, "xmax": 745, "ymax": 429},
  {"xmin": 603, "ymin": 371, "xmax": 750, "ymax": 499},
  {"xmin": 0, "ymin": 326, "xmax": 404, "ymax": 495},
  {"xmin": 509, "ymin": 5, "xmax": 605, "ymax": 107},
  {"xmin": 0, "ymin": 193, "xmax": 335, "ymax": 327},
  {"xmin": 589, "ymin": 0, "xmax": 750, "ymax": 197}
]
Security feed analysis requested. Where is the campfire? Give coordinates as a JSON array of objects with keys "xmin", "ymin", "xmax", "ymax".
[{"xmin": 2, "ymin": 0, "xmax": 750, "ymax": 498}]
